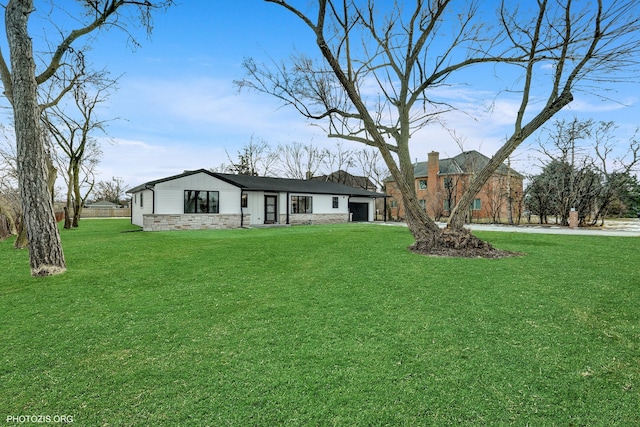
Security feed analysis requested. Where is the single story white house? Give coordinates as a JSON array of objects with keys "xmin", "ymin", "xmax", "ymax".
[{"xmin": 126, "ymin": 169, "xmax": 386, "ymax": 231}]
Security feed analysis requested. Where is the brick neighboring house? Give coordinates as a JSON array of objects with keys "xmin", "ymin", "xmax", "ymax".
[{"xmin": 385, "ymin": 151, "xmax": 524, "ymax": 222}]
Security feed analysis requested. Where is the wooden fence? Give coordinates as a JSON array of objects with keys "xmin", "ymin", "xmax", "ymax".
[{"xmin": 80, "ymin": 208, "xmax": 131, "ymax": 218}]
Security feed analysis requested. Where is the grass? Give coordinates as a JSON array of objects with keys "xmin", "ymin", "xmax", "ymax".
[{"xmin": 1, "ymin": 219, "xmax": 639, "ymax": 426}]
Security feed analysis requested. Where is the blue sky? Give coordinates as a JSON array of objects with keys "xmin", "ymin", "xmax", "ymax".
[{"xmin": 2, "ymin": 1, "xmax": 639, "ymax": 189}]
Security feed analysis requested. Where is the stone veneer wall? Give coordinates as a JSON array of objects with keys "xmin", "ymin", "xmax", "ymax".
[
  {"xmin": 143, "ymin": 214, "xmax": 250, "ymax": 231},
  {"xmin": 283, "ymin": 213, "xmax": 350, "ymax": 225}
]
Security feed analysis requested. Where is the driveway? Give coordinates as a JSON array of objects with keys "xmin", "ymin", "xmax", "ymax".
[{"xmin": 380, "ymin": 219, "xmax": 640, "ymax": 237}]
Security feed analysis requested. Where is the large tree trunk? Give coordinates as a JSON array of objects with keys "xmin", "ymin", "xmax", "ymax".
[
  {"xmin": 72, "ymin": 161, "xmax": 82, "ymax": 227},
  {"xmin": 72, "ymin": 199, "xmax": 81, "ymax": 228},
  {"xmin": 387, "ymin": 153, "xmax": 495, "ymax": 256},
  {"xmin": 7, "ymin": 0, "xmax": 66, "ymax": 276},
  {"xmin": 64, "ymin": 206, "xmax": 72, "ymax": 229},
  {"xmin": 64, "ymin": 163, "xmax": 73, "ymax": 229}
]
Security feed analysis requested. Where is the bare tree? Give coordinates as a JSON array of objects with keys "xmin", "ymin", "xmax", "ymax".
[
  {"xmin": 354, "ymin": 147, "xmax": 388, "ymax": 191},
  {"xmin": 591, "ymin": 123, "xmax": 640, "ymax": 224},
  {"xmin": 322, "ymin": 142, "xmax": 354, "ymax": 182},
  {"xmin": 44, "ymin": 81, "xmax": 113, "ymax": 228},
  {"xmin": 528, "ymin": 118, "xmax": 640, "ymax": 226},
  {"xmin": 237, "ymin": 0, "xmax": 640, "ymax": 256},
  {"xmin": 0, "ymin": 128, "xmax": 26, "ymax": 245},
  {"xmin": 0, "ymin": 136, "xmax": 19, "ymax": 239},
  {"xmin": 93, "ymin": 177, "xmax": 128, "ymax": 205},
  {"xmin": 222, "ymin": 136, "xmax": 278, "ymax": 176},
  {"xmin": 276, "ymin": 141, "xmax": 328, "ymax": 179},
  {"xmin": 0, "ymin": 0, "xmax": 172, "ymax": 276}
]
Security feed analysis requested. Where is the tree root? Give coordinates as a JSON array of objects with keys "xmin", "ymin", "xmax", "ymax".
[
  {"xmin": 31, "ymin": 265, "xmax": 67, "ymax": 277},
  {"xmin": 408, "ymin": 228, "xmax": 520, "ymax": 258}
]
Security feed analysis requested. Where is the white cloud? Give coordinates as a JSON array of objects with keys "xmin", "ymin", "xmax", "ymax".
[
  {"xmin": 565, "ymin": 96, "xmax": 636, "ymax": 113},
  {"xmin": 96, "ymin": 137, "xmax": 228, "ymax": 188},
  {"xmin": 94, "ymin": 72, "xmax": 638, "ymax": 186}
]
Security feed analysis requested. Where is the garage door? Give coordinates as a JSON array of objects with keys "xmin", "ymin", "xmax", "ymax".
[{"xmin": 349, "ymin": 202, "xmax": 369, "ymax": 222}]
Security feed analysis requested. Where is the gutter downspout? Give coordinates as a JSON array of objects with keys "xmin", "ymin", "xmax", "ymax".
[
  {"xmin": 144, "ymin": 184, "xmax": 155, "ymax": 214},
  {"xmin": 286, "ymin": 192, "xmax": 290, "ymax": 225},
  {"xmin": 383, "ymin": 196, "xmax": 388, "ymax": 222},
  {"xmin": 240, "ymin": 190, "xmax": 245, "ymax": 228}
]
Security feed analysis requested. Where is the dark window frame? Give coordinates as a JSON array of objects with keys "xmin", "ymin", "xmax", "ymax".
[
  {"xmin": 332, "ymin": 196, "xmax": 339, "ymax": 209},
  {"xmin": 291, "ymin": 195, "xmax": 313, "ymax": 214},
  {"xmin": 184, "ymin": 190, "xmax": 220, "ymax": 214}
]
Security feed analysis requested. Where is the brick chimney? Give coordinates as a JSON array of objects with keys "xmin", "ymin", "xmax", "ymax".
[
  {"xmin": 427, "ymin": 151, "xmax": 439, "ymax": 217},
  {"xmin": 427, "ymin": 151, "xmax": 440, "ymax": 187}
]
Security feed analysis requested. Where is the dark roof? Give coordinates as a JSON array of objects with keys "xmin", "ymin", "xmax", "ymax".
[
  {"xmin": 127, "ymin": 169, "xmax": 386, "ymax": 197},
  {"xmin": 311, "ymin": 170, "xmax": 376, "ymax": 190},
  {"xmin": 412, "ymin": 150, "xmax": 524, "ymax": 179},
  {"xmin": 85, "ymin": 200, "xmax": 119, "ymax": 208}
]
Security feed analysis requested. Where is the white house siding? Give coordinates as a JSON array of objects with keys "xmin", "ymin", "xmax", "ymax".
[
  {"xmin": 277, "ymin": 193, "xmax": 288, "ymax": 222},
  {"xmin": 134, "ymin": 172, "xmax": 245, "ymax": 230},
  {"xmin": 246, "ymin": 192, "xmax": 348, "ymax": 226},
  {"xmin": 131, "ymin": 189, "xmax": 154, "ymax": 227},
  {"xmin": 287, "ymin": 193, "xmax": 350, "ymax": 225},
  {"xmin": 153, "ymin": 172, "xmax": 241, "ymax": 215},
  {"xmin": 244, "ymin": 191, "xmax": 267, "ymax": 225}
]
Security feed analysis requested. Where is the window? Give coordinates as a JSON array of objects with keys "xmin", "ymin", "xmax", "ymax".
[
  {"xmin": 419, "ymin": 199, "xmax": 426, "ymax": 210},
  {"xmin": 471, "ymin": 198, "xmax": 481, "ymax": 211},
  {"xmin": 291, "ymin": 195, "xmax": 312, "ymax": 213},
  {"xmin": 390, "ymin": 200, "xmax": 398, "ymax": 208},
  {"xmin": 443, "ymin": 199, "xmax": 451, "ymax": 211},
  {"xmin": 419, "ymin": 179, "xmax": 427, "ymax": 190},
  {"xmin": 332, "ymin": 196, "xmax": 339, "ymax": 209},
  {"xmin": 184, "ymin": 190, "xmax": 219, "ymax": 213},
  {"xmin": 241, "ymin": 194, "xmax": 248, "ymax": 208},
  {"xmin": 140, "ymin": 193, "xmax": 143, "ymax": 208}
]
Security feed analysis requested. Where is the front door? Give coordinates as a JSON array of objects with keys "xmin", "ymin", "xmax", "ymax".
[{"xmin": 264, "ymin": 195, "xmax": 277, "ymax": 224}]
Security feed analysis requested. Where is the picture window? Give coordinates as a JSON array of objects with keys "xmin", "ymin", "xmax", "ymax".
[{"xmin": 184, "ymin": 190, "xmax": 219, "ymax": 213}]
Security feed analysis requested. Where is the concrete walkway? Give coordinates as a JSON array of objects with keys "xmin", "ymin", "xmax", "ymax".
[{"xmin": 378, "ymin": 219, "xmax": 640, "ymax": 237}]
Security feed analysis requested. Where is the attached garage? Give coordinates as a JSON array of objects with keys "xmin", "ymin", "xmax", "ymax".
[{"xmin": 349, "ymin": 202, "xmax": 369, "ymax": 222}]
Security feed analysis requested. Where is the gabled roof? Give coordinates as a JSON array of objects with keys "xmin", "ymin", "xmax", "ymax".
[
  {"xmin": 414, "ymin": 157, "xmax": 463, "ymax": 177},
  {"xmin": 413, "ymin": 150, "xmax": 524, "ymax": 178},
  {"xmin": 126, "ymin": 169, "xmax": 206, "ymax": 194},
  {"xmin": 127, "ymin": 169, "xmax": 386, "ymax": 197}
]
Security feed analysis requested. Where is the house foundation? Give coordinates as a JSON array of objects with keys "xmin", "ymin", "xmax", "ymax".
[{"xmin": 143, "ymin": 214, "xmax": 250, "ymax": 231}]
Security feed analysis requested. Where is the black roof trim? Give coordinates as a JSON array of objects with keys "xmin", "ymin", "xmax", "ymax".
[{"xmin": 127, "ymin": 169, "xmax": 386, "ymax": 197}]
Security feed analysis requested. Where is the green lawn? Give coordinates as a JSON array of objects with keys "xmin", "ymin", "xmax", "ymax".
[{"xmin": 1, "ymin": 220, "xmax": 639, "ymax": 426}]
